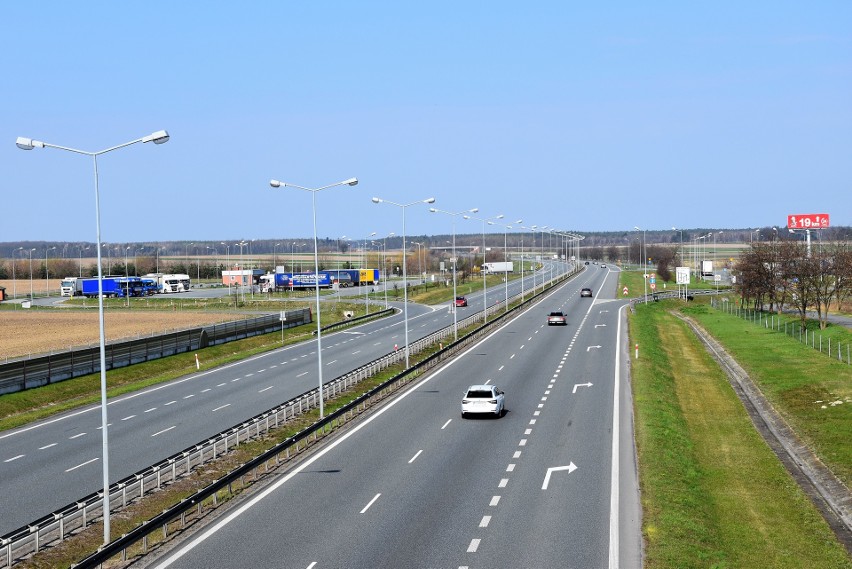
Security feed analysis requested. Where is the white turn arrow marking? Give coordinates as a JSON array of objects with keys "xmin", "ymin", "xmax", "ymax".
[
  {"xmin": 586, "ymin": 345, "xmax": 602, "ymax": 352},
  {"xmin": 572, "ymin": 382, "xmax": 593, "ymax": 394},
  {"xmin": 542, "ymin": 463, "xmax": 578, "ymax": 489}
]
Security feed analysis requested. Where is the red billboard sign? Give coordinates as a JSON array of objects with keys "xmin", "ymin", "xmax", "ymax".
[{"xmin": 787, "ymin": 213, "xmax": 829, "ymax": 229}]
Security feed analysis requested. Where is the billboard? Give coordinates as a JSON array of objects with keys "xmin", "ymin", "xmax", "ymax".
[
  {"xmin": 787, "ymin": 213, "xmax": 829, "ymax": 229},
  {"xmin": 676, "ymin": 267, "xmax": 690, "ymax": 285}
]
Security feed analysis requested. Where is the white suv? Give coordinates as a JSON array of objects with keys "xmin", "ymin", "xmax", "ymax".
[{"xmin": 461, "ymin": 385, "xmax": 506, "ymax": 418}]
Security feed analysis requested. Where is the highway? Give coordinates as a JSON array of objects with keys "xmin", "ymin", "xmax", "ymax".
[
  {"xmin": 0, "ymin": 263, "xmax": 586, "ymax": 535},
  {"xmin": 144, "ymin": 265, "xmax": 641, "ymax": 568}
]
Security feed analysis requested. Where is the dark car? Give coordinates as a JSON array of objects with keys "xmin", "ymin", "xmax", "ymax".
[
  {"xmin": 455, "ymin": 296, "xmax": 468, "ymax": 307},
  {"xmin": 580, "ymin": 288, "xmax": 593, "ymax": 297},
  {"xmin": 547, "ymin": 311, "xmax": 567, "ymax": 325}
]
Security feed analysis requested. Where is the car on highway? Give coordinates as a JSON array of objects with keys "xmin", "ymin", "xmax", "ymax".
[
  {"xmin": 455, "ymin": 296, "xmax": 468, "ymax": 307},
  {"xmin": 601, "ymin": 264, "xmax": 607, "ymax": 268},
  {"xmin": 461, "ymin": 384, "xmax": 505, "ymax": 418},
  {"xmin": 547, "ymin": 311, "xmax": 567, "ymax": 325},
  {"xmin": 580, "ymin": 287, "xmax": 593, "ymax": 298}
]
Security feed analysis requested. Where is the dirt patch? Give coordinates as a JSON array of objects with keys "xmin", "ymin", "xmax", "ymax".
[{"xmin": 0, "ymin": 311, "xmax": 245, "ymax": 359}]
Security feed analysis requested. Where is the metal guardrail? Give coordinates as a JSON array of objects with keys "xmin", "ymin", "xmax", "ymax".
[
  {"xmin": 0, "ymin": 310, "xmax": 311, "ymax": 396},
  {"xmin": 0, "ymin": 270, "xmax": 580, "ymax": 568}
]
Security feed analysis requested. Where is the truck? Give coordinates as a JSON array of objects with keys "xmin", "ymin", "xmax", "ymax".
[
  {"xmin": 262, "ymin": 272, "xmax": 333, "ymax": 292},
  {"xmin": 320, "ymin": 270, "xmax": 355, "ymax": 288},
  {"xmin": 142, "ymin": 273, "xmax": 191, "ymax": 293},
  {"xmin": 60, "ymin": 277, "xmax": 80, "ymax": 297},
  {"xmin": 482, "ymin": 262, "xmax": 514, "ymax": 274},
  {"xmin": 80, "ymin": 277, "xmax": 125, "ymax": 298}
]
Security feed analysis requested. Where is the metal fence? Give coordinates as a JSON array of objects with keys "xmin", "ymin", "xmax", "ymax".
[
  {"xmin": 0, "ymin": 269, "xmax": 579, "ymax": 568},
  {"xmin": 0, "ymin": 310, "xmax": 311, "ymax": 396},
  {"xmin": 710, "ymin": 298, "xmax": 852, "ymax": 365}
]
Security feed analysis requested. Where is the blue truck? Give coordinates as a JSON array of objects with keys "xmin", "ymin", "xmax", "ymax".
[{"xmin": 80, "ymin": 277, "xmax": 125, "ymax": 298}]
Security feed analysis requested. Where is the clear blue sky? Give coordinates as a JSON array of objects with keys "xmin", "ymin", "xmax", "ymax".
[{"xmin": 3, "ymin": 2, "xmax": 850, "ymax": 244}]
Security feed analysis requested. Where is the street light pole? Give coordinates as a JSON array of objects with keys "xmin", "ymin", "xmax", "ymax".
[
  {"xmin": 634, "ymin": 226, "xmax": 647, "ymax": 303},
  {"xmin": 373, "ymin": 196, "xmax": 436, "ymax": 367},
  {"xmin": 430, "ymin": 206, "xmax": 477, "ymax": 341},
  {"xmin": 464, "ymin": 213, "xmax": 504, "ymax": 322},
  {"xmin": 362, "ymin": 232, "xmax": 376, "ymax": 314},
  {"xmin": 16, "ymin": 129, "xmax": 169, "ymax": 544},
  {"xmin": 44, "ymin": 246, "xmax": 56, "ymax": 297},
  {"xmin": 271, "ymin": 177, "xmax": 358, "ymax": 418}
]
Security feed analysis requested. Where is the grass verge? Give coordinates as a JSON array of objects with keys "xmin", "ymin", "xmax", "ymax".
[{"xmin": 630, "ymin": 301, "xmax": 851, "ymax": 568}]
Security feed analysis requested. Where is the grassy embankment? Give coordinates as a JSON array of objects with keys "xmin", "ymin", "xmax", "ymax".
[{"xmin": 630, "ymin": 296, "xmax": 852, "ymax": 568}]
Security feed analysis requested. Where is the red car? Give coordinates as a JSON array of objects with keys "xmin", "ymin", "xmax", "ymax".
[{"xmin": 455, "ymin": 296, "xmax": 468, "ymax": 307}]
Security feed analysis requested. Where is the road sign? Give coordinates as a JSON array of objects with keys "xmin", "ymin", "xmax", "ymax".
[
  {"xmin": 622, "ymin": 286, "xmax": 628, "ymax": 296},
  {"xmin": 650, "ymin": 282, "xmax": 656, "ymax": 290},
  {"xmin": 676, "ymin": 267, "xmax": 690, "ymax": 285},
  {"xmin": 788, "ymin": 213, "xmax": 829, "ymax": 229}
]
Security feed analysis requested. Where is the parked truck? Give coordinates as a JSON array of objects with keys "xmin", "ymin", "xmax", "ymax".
[
  {"xmin": 80, "ymin": 277, "xmax": 125, "ymax": 298},
  {"xmin": 261, "ymin": 272, "xmax": 334, "ymax": 292},
  {"xmin": 142, "ymin": 273, "xmax": 191, "ymax": 293},
  {"xmin": 482, "ymin": 262, "xmax": 514, "ymax": 274},
  {"xmin": 60, "ymin": 277, "xmax": 80, "ymax": 297}
]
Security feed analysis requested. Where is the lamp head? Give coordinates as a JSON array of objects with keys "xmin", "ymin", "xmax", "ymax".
[
  {"xmin": 424, "ymin": 197, "xmax": 436, "ymax": 204},
  {"xmin": 343, "ymin": 178, "xmax": 358, "ymax": 186},
  {"xmin": 371, "ymin": 197, "xmax": 381, "ymax": 204},
  {"xmin": 515, "ymin": 219, "xmax": 523, "ymax": 224},
  {"xmin": 16, "ymin": 137, "xmax": 43, "ymax": 150},
  {"xmin": 470, "ymin": 208, "xmax": 479, "ymax": 213},
  {"xmin": 270, "ymin": 179, "xmax": 283, "ymax": 188},
  {"xmin": 634, "ymin": 226, "xmax": 640, "ymax": 231},
  {"xmin": 429, "ymin": 208, "xmax": 437, "ymax": 213},
  {"xmin": 496, "ymin": 214, "xmax": 504, "ymax": 220},
  {"xmin": 142, "ymin": 130, "xmax": 170, "ymax": 144}
]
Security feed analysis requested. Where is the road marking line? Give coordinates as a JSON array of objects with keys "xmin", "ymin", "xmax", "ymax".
[
  {"xmin": 69, "ymin": 432, "xmax": 87, "ymax": 439},
  {"xmin": 490, "ymin": 496, "xmax": 500, "ymax": 506},
  {"xmin": 326, "ymin": 360, "xmax": 338, "ymax": 366},
  {"xmin": 360, "ymin": 493, "xmax": 381, "ymax": 514},
  {"xmin": 201, "ymin": 389, "xmax": 211, "ymax": 393},
  {"xmin": 499, "ymin": 478, "xmax": 508, "ymax": 487},
  {"xmin": 297, "ymin": 372, "xmax": 308, "ymax": 378},
  {"xmin": 529, "ymin": 419, "xmax": 536, "ymax": 425},
  {"xmin": 513, "ymin": 451, "xmax": 521, "ymax": 458},
  {"xmin": 307, "ymin": 563, "xmax": 317, "ymax": 569},
  {"xmin": 498, "ymin": 365, "xmax": 504, "ymax": 371},
  {"xmin": 217, "ymin": 383, "xmax": 226, "ymax": 387},
  {"xmin": 520, "ymin": 345, "xmax": 525, "ymax": 350},
  {"xmin": 212, "ymin": 404, "xmax": 231, "ymax": 412},
  {"xmin": 519, "ymin": 439, "xmax": 527, "ymax": 446},
  {"xmin": 408, "ymin": 450, "xmax": 423, "ymax": 464},
  {"xmin": 352, "ymin": 350, "xmax": 361, "ymax": 355},
  {"xmin": 259, "ymin": 386, "xmax": 273, "ymax": 393},
  {"xmin": 4, "ymin": 455, "xmax": 24, "ymax": 463},
  {"xmin": 524, "ymin": 429, "xmax": 532, "ymax": 435},
  {"xmin": 506, "ymin": 464, "xmax": 515, "ymax": 472},
  {"xmin": 164, "ymin": 401, "xmax": 176, "ymax": 406},
  {"xmin": 39, "ymin": 443, "xmax": 57, "ymax": 450},
  {"xmin": 534, "ymin": 411, "xmax": 540, "ymax": 416},
  {"xmin": 541, "ymin": 396, "xmax": 547, "ymax": 401},
  {"xmin": 467, "ymin": 539, "xmax": 481, "ymax": 553},
  {"xmin": 184, "ymin": 394, "xmax": 195, "ymax": 399},
  {"xmin": 479, "ymin": 515, "xmax": 491, "ymax": 528},
  {"xmin": 121, "ymin": 415, "xmax": 136, "ymax": 421},
  {"xmin": 245, "ymin": 373, "xmax": 254, "ymax": 377},
  {"xmin": 545, "ymin": 390, "xmax": 551, "ymax": 394},
  {"xmin": 441, "ymin": 419, "xmax": 452, "ymax": 430},
  {"xmin": 66, "ymin": 457, "xmax": 98, "ymax": 472},
  {"xmin": 151, "ymin": 426, "xmax": 176, "ymax": 437},
  {"xmin": 510, "ymin": 354, "xmax": 515, "ymax": 359},
  {"xmin": 537, "ymin": 403, "xmax": 544, "ymax": 408}
]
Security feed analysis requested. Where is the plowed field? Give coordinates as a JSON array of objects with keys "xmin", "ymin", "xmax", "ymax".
[{"xmin": 0, "ymin": 311, "xmax": 244, "ymax": 359}]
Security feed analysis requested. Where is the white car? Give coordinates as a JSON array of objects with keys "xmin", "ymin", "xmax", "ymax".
[{"xmin": 461, "ymin": 385, "xmax": 506, "ymax": 418}]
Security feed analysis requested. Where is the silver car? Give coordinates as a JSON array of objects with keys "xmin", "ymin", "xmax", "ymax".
[{"xmin": 461, "ymin": 385, "xmax": 506, "ymax": 418}]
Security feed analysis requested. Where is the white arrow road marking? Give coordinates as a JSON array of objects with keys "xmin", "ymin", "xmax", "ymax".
[
  {"xmin": 542, "ymin": 463, "xmax": 578, "ymax": 489},
  {"xmin": 572, "ymin": 382, "xmax": 593, "ymax": 393},
  {"xmin": 586, "ymin": 345, "xmax": 602, "ymax": 351}
]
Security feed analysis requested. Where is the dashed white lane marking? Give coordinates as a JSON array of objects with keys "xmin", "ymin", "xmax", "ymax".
[
  {"xmin": 510, "ymin": 354, "xmax": 515, "ymax": 359},
  {"xmin": 212, "ymin": 404, "xmax": 231, "ymax": 412},
  {"xmin": 360, "ymin": 493, "xmax": 381, "ymax": 514},
  {"xmin": 467, "ymin": 539, "xmax": 481, "ymax": 552},
  {"xmin": 352, "ymin": 350, "xmax": 361, "ymax": 355},
  {"xmin": 534, "ymin": 410, "xmax": 541, "ymax": 416},
  {"xmin": 245, "ymin": 373, "xmax": 254, "ymax": 377},
  {"xmin": 66, "ymin": 457, "xmax": 98, "ymax": 472},
  {"xmin": 479, "ymin": 515, "xmax": 491, "ymax": 528},
  {"xmin": 524, "ymin": 429, "xmax": 532, "ymax": 435},
  {"xmin": 498, "ymin": 365, "xmax": 504, "ymax": 371},
  {"xmin": 201, "ymin": 389, "xmax": 211, "ymax": 393},
  {"xmin": 490, "ymin": 496, "xmax": 501, "ymax": 506},
  {"xmin": 307, "ymin": 562, "xmax": 317, "ymax": 569},
  {"xmin": 231, "ymin": 378, "xmax": 240, "ymax": 383},
  {"xmin": 506, "ymin": 464, "xmax": 516, "ymax": 472},
  {"xmin": 122, "ymin": 415, "xmax": 136, "ymax": 421},
  {"xmin": 217, "ymin": 383, "xmax": 226, "ymax": 387},
  {"xmin": 499, "ymin": 478, "xmax": 508, "ymax": 488},
  {"xmin": 69, "ymin": 432, "xmax": 86, "ymax": 439},
  {"xmin": 151, "ymin": 426, "xmax": 176, "ymax": 437},
  {"xmin": 259, "ymin": 386, "xmax": 273, "ymax": 393},
  {"xmin": 408, "ymin": 450, "xmax": 423, "ymax": 464},
  {"xmin": 145, "ymin": 408, "xmax": 157, "ymax": 413},
  {"xmin": 513, "ymin": 451, "xmax": 521, "ymax": 458},
  {"xmin": 326, "ymin": 360, "xmax": 338, "ymax": 366},
  {"xmin": 297, "ymin": 372, "xmax": 309, "ymax": 378},
  {"xmin": 441, "ymin": 419, "xmax": 452, "ymax": 429},
  {"xmin": 4, "ymin": 455, "xmax": 24, "ymax": 463},
  {"xmin": 519, "ymin": 439, "xmax": 527, "ymax": 446},
  {"xmin": 39, "ymin": 443, "xmax": 57, "ymax": 450},
  {"xmin": 184, "ymin": 394, "xmax": 195, "ymax": 399},
  {"xmin": 164, "ymin": 401, "xmax": 176, "ymax": 406}
]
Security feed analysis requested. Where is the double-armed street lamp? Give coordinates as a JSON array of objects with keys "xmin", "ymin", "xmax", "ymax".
[
  {"xmin": 271, "ymin": 177, "xmax": 358, "ymax": 418},
  {"xmin": 373, "ymin": 196, "xmax": 435, "ymax": 367},
  {"xmin": 496, "ymin": 219, "xmax": 522, "ymax": 312},
  {"xmin": 430, "ymin": 206, "xmax": 478, "ymax": 341},
  {"xmin": 464, "ymin": 213, "xmax": 504, "ymax": 323},
  {"xmin": 16, "ymin": 129, "xmax": 170, "ymax": 544},
  {"xmin": 634, "ymin": 226, "xmax": 648, "ymax": 303}
]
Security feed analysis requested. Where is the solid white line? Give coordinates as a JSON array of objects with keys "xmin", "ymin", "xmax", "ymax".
[
  {"xmin": 212, "ymin": 404, "xmax": 231, "ymax": 412},
  {"xmin": 479, "ymin": 515, "xmax": 491, "ymax": 528},
  {"xmin": 467, "ymin": 539, "xmax": 480, "ymax": 553},
  {"xmin": 4, "ymin": 455, "xmax": 24, "ymax": 463},
  {"xmin": 39, "ymin": 443, "xmax": 57, "ymax": 450},
  {"xmin": 151, "ymin": 426, "xmax": 176, "ymax": 437},
  {"xmin": 408, "ymin": 450, "xmax": 423, "ymax": 464},
  {"xmin": 441, "ymin": 419, "xmax": 452, "ymax": 430},
  {"xmin": 69, "ymin": 432, "xmax": 86, "ymax": 439},
  {"xmin": 360, "ymin": 493, "xmax": 381, "ymax": 514},
  {"xmin": 609, "ymin": 303, "xmax": 626, "ymax": 569},
  {"xmin": 66, "ymin": 457, "xmax": 98, "ymax": 472}
]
